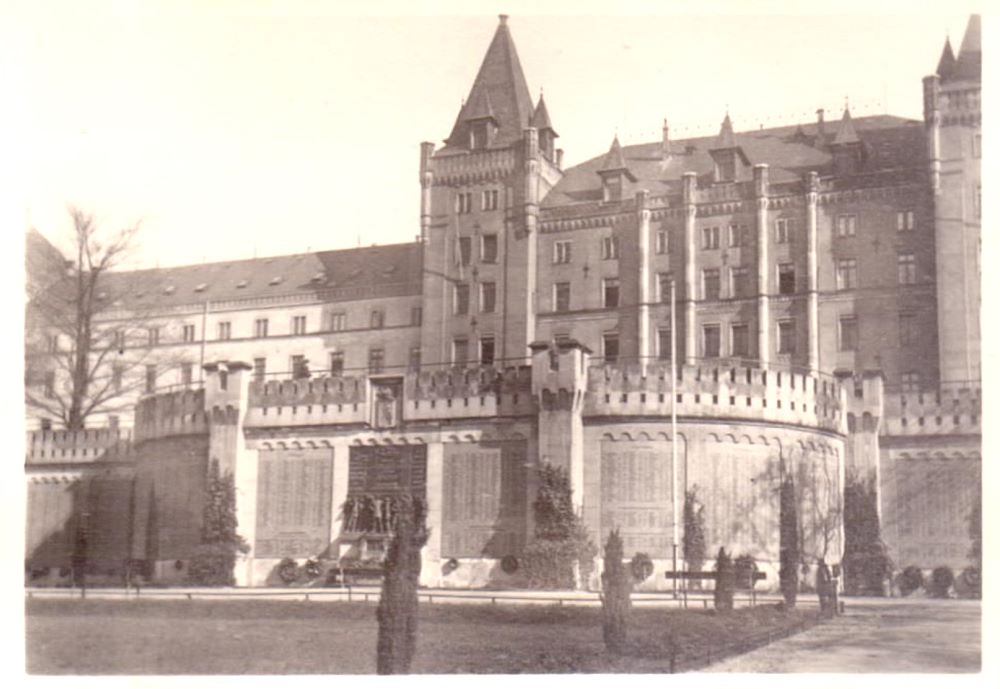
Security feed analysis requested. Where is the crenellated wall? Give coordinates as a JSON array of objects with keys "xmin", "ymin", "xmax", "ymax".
[{"xmin": 26, "ymin": 428, "xmax": 134, "ymax": 465}]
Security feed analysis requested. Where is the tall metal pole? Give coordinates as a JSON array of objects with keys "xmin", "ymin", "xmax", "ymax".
[{"xmin": 671, "ymin": 278, "xmax": 678, "ymax": 597}]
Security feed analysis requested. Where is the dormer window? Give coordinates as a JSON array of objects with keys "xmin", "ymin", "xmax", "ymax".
[
  {"xmin": 603, "ymin": 174, "xmax": 623, "ymax": 202},
  {"xmin": 714, "ymin": 152, "xmax": 736, "ymax": 183},
  {"xmin": 268, "ymin": 276, "xmax": 282, "ymax": 286},
  {"xmin": 469, "ymin": 121, "xmax": 491, "ymax": 150},
  {"xmin": 194, "ymin": 283, "xmax": 207, "ymax": 292}
]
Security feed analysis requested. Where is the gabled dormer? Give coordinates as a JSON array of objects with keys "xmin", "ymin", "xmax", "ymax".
[
  {"xmin": 830, "ymin": 106, "xmax": 865, "ymax": 175},
  {"xmin": 464, "ymin": 88, "xmax": 498, "ymax": 150},
  {"xmin": 596, "ymin": 135, "xmax": 636, "ymax": 202},
  {"xmin": 708, "ymin": 113, "xmax": 750, "ymax": 183},
  {"xmin": 530, "ymin": 93, "xmax": 558, "ymax": 160}
]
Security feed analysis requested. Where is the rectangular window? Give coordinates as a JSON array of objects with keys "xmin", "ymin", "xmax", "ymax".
[
  {"xmin": 454, "ymin": 284, "xmax": 470, "ymax": 315},
  {"xmin": 730, "ymin": 266, "xmax": 749, "ymax": 299},
  {"xmin": 329, "ymin": 312, "xmax": 347, "ymax": 331},
  {"xmin": 452, "ymin": 338, "xmax": 468, "ymax": 365},
  {"xmin": 410, "ymin": 307, "xmax": 422, "ymax": 326},
  {"xmin": 655, "ymin": 229, "xmax": 669, "ymax": 254},
  {"xmin": 368, "ymin": 349, "xmax": 384, "ymax": 374},
  {"xmin": 731, "ymin": 323, "xmax": 749, "ymax": 357},
  {"xmin": 181, "ymin": 362, "xmax": 193, "ymax": 386},
  {"xmin": 291, "ymin": 355, "xmax": 309, "ymax": 380},
  {"xmin": 778, "ymin": 263, "xmax": 796, "ymax": 295},
  {"xmin": 370, "ymin": 310, "xmax": 384, "ymax": 329},
  {"xmin": 775, "ymin": 218, "xmax": 792, "ymax": 244},
  {"xmin": 603, "ymin": 278, "xmax": 620, "ymax": 308},
  {"xmin": 481, "ymin": 234, "xmax": 498, "ymax": 263},
  {"xmin": 836, "ymin": 259, "xmax": 857, "ymax": 290},
  {"xmin": 480, "ymin": 336, "xmax": 495, "ymax": 366},
  {"xmin": 703, "ymin": 324, "xmax": 721, "ymax": 358},
  {"xmin": 603, "ymin": 333, "xmax": 619, "ymax": 363},
  {"xmin": 778, "ymin": 320, "xmax": 796, "ymax": 354},
  {"xmin": 254, "ymin": 318, "xmax": 269, "ymax": 338},
  {"xmin": 329, "ymin": 352, "xmax": 344, "ymax": 376},
  {"xmin": 896, "ymin": 210, "xmax": 915, "ymax": 232},
  {"xmin": 112, "ymin": 364, "xmax": 123, "ymax": 392},
  {"xmin": 973, "ymin": 133, "xmax": 982, "ymax": 159},
  {"xmin": 217, "ymin": 321, "xmax": 231, "ymax": 341},
  {"xmin": 408, "ymin": 347, "xmax": 421, "ymax": 372},
  {"xmin": 458, "ymin": 236, "xmax": 472, "ymax": 266},
  {"xmin": 657, "ymin": 272, "xmax": 673, "ymax": 303},
  {"xmin": 554, "ymin": 282, "xmax": 571, "ymax": 312},
  {"xmin": 839, "ymin": 316, "xmax": 858, "ymax": 351},
  {"xmin": 43, "ymin": 371, "xmax": 55, "ymax": 398},
  {"xmin": 254, "ymin": 357, "xmax": 266, "ymax": 383},
  {"xmin": 480, "ymin": 282, "xmax": 496, "ymax": 313},
  {"xmin": 455, "ymin": 192, "xmax": 472, "ymax": 214},
  {"xmin": 702, "ymin": 268, "xmax": 720, "ymax": 300},
  {"xmin": 897, "ymin": 253, "xmax": 917, "ymax": 285},
  {"xmin": 701, "ymin": 226, "xmax": 720, "ymax": 250},
  {"xmin": 145, "ymin": 364, "xmax": 156, "ymax": 393},
  {"xmin": 836, "ymin": 214, "xmax": 857, "ymax": 237},
  {"xmin": 553, "ymin": 240, "xmax": 572, "ymax": 264},
  {"xmin": 974, "ymin": 184, "xmax": 981, "ymax": 219},
  {"xmin": 901, "ymin": 371, "xmax": 920, "ymax": 392},
  {"xmin": 899, "ymin": 313, "xmax": 915, "ymax": 346},
  {"xmin": 601, "ymin": 236, "xmax": 619, "ymax": 260},
  {"xmin": 148, "ymin": 327, "xmax": 159, "ymax": 347},
  {"xmin": 728, "ymin": 224, "xmax": 746, "ymax": 247},
  {"xmin": 292, "ymin": 315, "xmax": 307, "ymax": 335},
  {"xmin": 182, "ymin": 324, "xmax": 196, "ymax": 343},
  {"xmin": 657, "ymin": 328, "xmax": 673, "ymax": 361},
  {"xmin": 481, "ymin": 189, "xmax": 499, "ymax": 211}
]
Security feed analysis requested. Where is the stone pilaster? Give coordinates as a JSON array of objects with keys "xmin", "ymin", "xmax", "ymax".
[
  {"xmin": 522, "ymin": 127, "xmax": 540, "ymax": 357},
  {"xmin": 806, "ymin": 171, "xmax": 820, "ymax": 373},
  {"xmin": 421, "ymin": 440, "xmax": 445, "ymax": 587},
  {"xmin": 419, "ymin": 141, "xmax": 435, "ymax": 241},
  {"xmin": 754, "ymin": 164, "xmax": 770, "ymax": 368},
  {"xmin": 636, "ymin": 190, "xmax": 651, "ymax": 366},
  {"xmin": 682, "ymin": 172, "xmax": 697, "ymax": 365}
]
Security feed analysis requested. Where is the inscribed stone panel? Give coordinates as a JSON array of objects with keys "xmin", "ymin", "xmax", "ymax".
[
  {"xmin": 255, "ymin": 448, "xmax": 333, "ymax": 558},
  {"xmin": 600, "ymin": 441, "xmax": 674, "ymax": 557},
  {"xmin": 348, "ymin": 445, "xmax": 427, "ymax": 498},
  {"xmin": 441, "ymin": 440, "xmax": 527, "ymax": 558}
]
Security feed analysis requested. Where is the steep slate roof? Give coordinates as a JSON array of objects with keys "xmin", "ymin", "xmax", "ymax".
[
  {"xmin": 530, "ymin": 93, "xmax": 556, "ymax": 134},
  {"xmin": 949, "ymin": 14, "xmax": 981, "ymax": 82},
  {"xmin": 442, "ymin": 16, "xmax": 534, "ymax": 152},
  {"xmin": 542, "ymin": 114, "xmax": 924, "ymax": 206},
  {"xmin": 95, "ymin": 242, "xmax": 423, "ymax": 310}
]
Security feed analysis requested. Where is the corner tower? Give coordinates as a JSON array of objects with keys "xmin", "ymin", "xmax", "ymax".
[
  {"xmin": 924, "ymin": 15, "xmax": 981, "ymax": 385},
  {"xmin": 419, "ymin": 15, "xmax": 563, "ymax": 367}
]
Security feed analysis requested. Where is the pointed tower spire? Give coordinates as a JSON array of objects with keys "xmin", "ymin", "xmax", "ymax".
[
  {"xmin": 936, "ymin": 36, "xmax": 956, "ymax": 80},
  {"xmin": 833, "ymin": 106, "xmax": 861, "ymax": 146},
  {"xmin": 597, "ymin": 135, "xmax": 632, "ymax": 176},
  {"xmin": 530, "ymin": 93, "xmax": 556, "ymax": 134},
  {"xmin": 444, "ymin": 15, "xmax": 535, "ymax": 150},
  {"xmin": 952, "ymin": 14, "xmax": 981, "ymax": 81},
  {"xmin": 716, "ymin": 112, "xmax": 737, "ymax": 149}
]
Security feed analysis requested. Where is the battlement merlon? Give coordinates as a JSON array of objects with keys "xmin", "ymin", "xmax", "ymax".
[{"xmin": 529, "ymin": 339, "xmax": 591, "ymax": 411}]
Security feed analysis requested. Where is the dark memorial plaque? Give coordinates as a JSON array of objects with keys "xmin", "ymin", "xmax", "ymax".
[
  {"xmin": 255, "ymin": 449, "xmax": 333, "ymax": 558},
  {"xmin": 348, "ymin": 445, "xmax": 427, "ymax": 498}
]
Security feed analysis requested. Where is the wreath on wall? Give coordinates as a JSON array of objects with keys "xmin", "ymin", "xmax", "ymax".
[
  {"xmin": 501, "ymin": 555, "xmax": 519, "ymax": 574},
  {"xmin": 630, "ymin": 552, "xmax": 654, "ymax": 582},
  {"xmin": 278, "ymin": 557, "xmax": 299, "ymax": 585},
  {"xmin": 304, "ymin": 559, "xmax": 322, "ymax": 580}
]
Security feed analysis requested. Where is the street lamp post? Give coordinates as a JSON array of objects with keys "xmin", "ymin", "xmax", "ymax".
[{"xmin": 671, "ymin": 278, "xmax": 678, "ymax": 598}]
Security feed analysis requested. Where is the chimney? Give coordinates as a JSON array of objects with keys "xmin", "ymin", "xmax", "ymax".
[
  {"xmin": 556, "ymin": 148, "xmax": 564, "ymax": 169},
  {"xmin": 662, "ymin": 118, "xmax": 670, "ymax": 160},
  {"xmin": 816, "ymin": 108, "xmax": 826, "ymax": 139}
]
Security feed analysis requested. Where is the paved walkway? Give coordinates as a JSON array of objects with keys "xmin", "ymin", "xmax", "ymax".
[{"xmin": 708, "ymin": 598, "xmax": 981, "ymax": 673}]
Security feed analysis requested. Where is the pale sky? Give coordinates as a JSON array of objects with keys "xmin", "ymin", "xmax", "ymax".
[{"xmin": 4, "ymin": 0, "xmax": 985, "ymax": 270}]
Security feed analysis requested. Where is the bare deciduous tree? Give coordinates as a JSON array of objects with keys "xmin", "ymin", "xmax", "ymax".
[{"xmin": 25, "ymin": 208, "xmax": 180, "ymax": 430}]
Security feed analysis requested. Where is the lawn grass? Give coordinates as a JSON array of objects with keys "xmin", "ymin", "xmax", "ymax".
[{"xmin": 26, "ymin": 597, "xmax": 818, "ymax": 674}]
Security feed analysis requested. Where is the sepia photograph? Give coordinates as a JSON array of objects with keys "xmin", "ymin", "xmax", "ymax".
[{"xmin": 10, "ymin": 0, "xmax": 989, "ymax": 681}]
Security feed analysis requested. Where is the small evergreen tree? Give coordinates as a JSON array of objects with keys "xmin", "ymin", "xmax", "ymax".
[
  {"xmin": 779, "ymin": 475, "xmax": 799, "ymax": 608},
  {"xmin": 601, "ymin": 529, "xmax": 631, "ymax": 653},
  {"xmin": 189, "ymin": 459, "xmax": 249, "ymax": 586},
  {"xmin": 522, "ymin": 462, "xmax": 597, "ymax": 589},
  {"xmin": 713, "ymin": 547, "xmax": 734, "ymax": 612},
  {"xmin": 376, "ymin": 495, "xmax": 428, "ymax": 674},
  {"xmin": 843, "ymin": 473, "xmax": 890, "ymax": 595},
  {"xmin": 968, "ymin": 493, "xmax": 981, "ymax": 570},
  {"xmin": 683, "ymin": 486, "xmax": 707, "ymax": 576}
]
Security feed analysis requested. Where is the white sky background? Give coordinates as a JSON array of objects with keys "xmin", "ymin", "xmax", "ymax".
[{"xmin": 3, "ymin": 0, "xmax": 985, "ymax": 270}]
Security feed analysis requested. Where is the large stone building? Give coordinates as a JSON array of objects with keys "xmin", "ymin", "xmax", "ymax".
[{"xmin": 25, "ymin": 15, "xmax": 981, "ymax": 589}]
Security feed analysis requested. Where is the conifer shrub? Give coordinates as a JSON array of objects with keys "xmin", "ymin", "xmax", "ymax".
[
  {"xmin": 779, "ymin": 475, "xmax": 799, "ymax": 608},
  {"xmin": 189, "ymin": 459, "xmax": 249, "ymax": 586},
  {"xmin": 928, "ymin": 566, "xmax": 954, "ymax": 598},
  {"xmin": 713, "ymin": 547, "xmax": 735, "ymax": 612},
  {"xmin": 375, "ymin": 495, "xmax": 428, "ymax": 675},
  {"xmin": 601, "ymin": 529, "xmax": 631, "ymax": 653},
  {"xmin": 733, "ymin": 553, "xmax": 757, "ymax": 590},
  {"xmin": 843, "ymin": 474, "xmax": 891, "ymax": 596},
  {"xmin": 897, "ymin": 565, "xmax": 924, "ymax": 596},
  {"xmin": 683, "ymin": 486, "xmax": 707, "ymax": 577}
]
